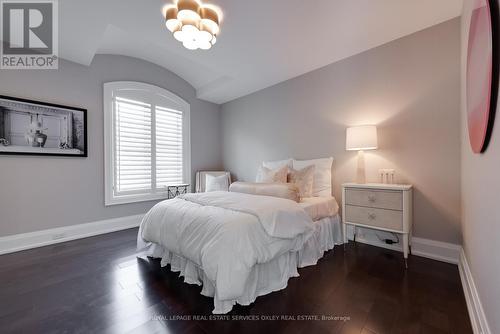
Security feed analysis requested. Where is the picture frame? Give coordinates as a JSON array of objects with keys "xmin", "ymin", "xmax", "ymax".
[
  {"xmin": 0, "ymin": 95, "xmax": 87, "ymax": 157},
  {"xmin": 466, "ymin": 0, "xmax": 499, "ymax": 153}
]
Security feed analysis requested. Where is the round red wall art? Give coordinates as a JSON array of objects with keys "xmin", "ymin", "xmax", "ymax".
[{"xmin": 466, "ymin": 0, "xmax": 496, "ymax": 153}]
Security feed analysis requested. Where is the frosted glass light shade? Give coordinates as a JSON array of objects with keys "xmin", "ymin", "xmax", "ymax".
[
  {"xmin": 200, "ymin": 6, "xmax": 220, "ymax": 35},
  {"xmin": 183, "ymin": 39, "xmax": 199, "ymax": 50},
  {"xmin": 177, "ymin": 0, "xmax": 201, "ymax": 21},
  {"xmin": 182, "ymin": 24, "xmax": 199, "ymax": 40},
  {"xmin": 173, "ymin": 28, "xmax": 184, "ymax": 41},
  {"xmin": 346, "ymin": 125, "xmax": 378, "ymax": 151},
  {"xmin": 197, "ymin": 24, "xmax": 213, "ymax": 42},
  {"xmin": 165, "ymin": 7, "xmax": 181, "ymax": 32},
  {"xmin": 199, "ymin": 40, "xmax": 212, "ymax": 50}
]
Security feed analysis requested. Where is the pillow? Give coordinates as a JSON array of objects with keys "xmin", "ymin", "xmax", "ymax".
[
  {"xmin": 229, "ymin": 182, "xmax": 300, "ymax": 202},
  {"xmin": 288, "ymin": 165, "xmax": 315, "ymax": 198},
  {"xmin": 255, "ymin": 159, "xmax": 292, "ymax": 181},
  {"xmin": 255, "ymin": 165, "xmax": 288, "ymax": 183},
  {"xmin": 293, "ymin": 157, "xmax": 333, "ymax": 197},
  {"xmin": 205, "ymin": 174, "xmax": 229, "ymax": 192},
  {"xmin": 262, "ymin": 158, "xmax": 293, "ymax": 170}
]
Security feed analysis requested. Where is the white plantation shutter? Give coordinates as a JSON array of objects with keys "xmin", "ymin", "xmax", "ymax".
[
  {"xmin": 115, "ymin": 97, "xmax": 152, "ymax": 194},
  {"xmin": 155, "ymin": 106, "xmax": 183, "ymax": 187},
  {"xmin": 104, "ymin": 82, "xmax": 191, "ymax": 206}
]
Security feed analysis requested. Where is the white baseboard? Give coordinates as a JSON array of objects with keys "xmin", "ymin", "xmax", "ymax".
[
  {"xmin": 0, "ymin": 214, "xmax": 144, "ymax": 255},
  {"xmin": 410, "ymin": 237, "xmax": 461, "ymax": 264},
  {"xmin": 459, "ymin": 248, "xmax": 491, "ymax": 334},
  {"xmin": 346, "ymin": 226, "xmax": 461, "ymax": 264}
]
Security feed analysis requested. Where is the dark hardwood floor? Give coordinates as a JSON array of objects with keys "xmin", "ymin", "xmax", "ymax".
[{"xmin": 0, "ymin": 228, "xmax": 472, "ymax": 334}]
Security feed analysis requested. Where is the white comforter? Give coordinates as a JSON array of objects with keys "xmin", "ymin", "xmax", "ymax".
[{"xmin": 138, "ymin": 191, "xmax": 314, "ymax": 302}]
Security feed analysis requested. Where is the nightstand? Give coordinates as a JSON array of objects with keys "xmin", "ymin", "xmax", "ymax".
[{"xmin": 342, "ymin": 183, "xmax": 413, "ymax": 268}]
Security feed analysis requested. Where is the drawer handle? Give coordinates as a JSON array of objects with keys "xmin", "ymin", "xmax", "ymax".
[
  {"xmin": 368, "ymin": 213, "xmax": 376, "ymax": 220},
  {"xmin": 368, "ymin": 195, "xmax": 376, "ymax": 203}
]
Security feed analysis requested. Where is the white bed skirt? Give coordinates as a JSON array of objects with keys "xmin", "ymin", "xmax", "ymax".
[{"xmin": 144, "ymin": 214, "xmax": 343, "ymax": 314}]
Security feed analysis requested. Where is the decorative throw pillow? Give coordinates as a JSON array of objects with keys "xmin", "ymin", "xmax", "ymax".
[
  {"xmin": 255, "ymin": 165, "xmax": 288, "ymax": 183},
  {"xmin": 205, "ymin": 174, "xmax": 229, "ymax": 192},
  {"xmin": 262, "ymin": 158, "xmax": 293, "ymax": 170},
  {"xmin": 288, "ymin": 165, "xmax": 315, "ymax": 198},
  {"xmin": 229, "ymin": 182, "xmax": 300, "ymax": 202},
  {"xmin": 293, "ymin": 157, "xmax": 333, "ymax": 197},
  {"xmin": 255, "ymin": 159, "xmax": 292, "ymax": 181}
]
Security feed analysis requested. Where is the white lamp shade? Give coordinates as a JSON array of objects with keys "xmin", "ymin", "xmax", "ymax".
[{"xmin": 346, "ymin": 125, "xmax": 378, "ymax": 151}]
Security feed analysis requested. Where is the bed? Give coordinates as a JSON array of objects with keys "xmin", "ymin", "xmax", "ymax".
[{"xmin": 137, "ymin": 190, "xmax": 342, "ymax": 314}]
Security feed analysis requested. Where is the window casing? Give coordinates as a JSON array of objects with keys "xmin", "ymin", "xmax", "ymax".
[{"xmin": 104, "ymin": 82, "xmax": 190, "ymax": 205}]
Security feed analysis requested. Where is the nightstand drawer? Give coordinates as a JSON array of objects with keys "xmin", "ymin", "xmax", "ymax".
[
  {"xmin": 345, "ymin": 205, "xmax": 403, "ymax": 231},
  {"xmin": 345, "ymin": 189, "xmax": 402, "ymax": 211}
]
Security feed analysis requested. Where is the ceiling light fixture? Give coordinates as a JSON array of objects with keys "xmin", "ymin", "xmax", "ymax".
[{"xmin": 165, "ymin": 0, "xmax": 221, "ymax": 50}]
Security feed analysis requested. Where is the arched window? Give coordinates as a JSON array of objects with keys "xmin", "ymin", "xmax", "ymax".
[{"xmin": 104, "ymin": 82, "xmax": 190, "ymax": 205}]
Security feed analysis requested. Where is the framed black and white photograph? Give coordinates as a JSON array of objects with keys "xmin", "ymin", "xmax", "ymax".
[{"xmin": 0, "ymin": 95, "xmax": 87, "ymax": 157}]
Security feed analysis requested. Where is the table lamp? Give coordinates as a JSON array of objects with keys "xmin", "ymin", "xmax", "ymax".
[{"xmin": 346, "ymin": 125, "xmax": 378, "ymax": 183}]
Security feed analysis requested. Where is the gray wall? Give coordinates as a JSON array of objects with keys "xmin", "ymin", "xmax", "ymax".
[
  {"xmin": 221, "ymin": 19, "xmax": 462, "ymax": 244},
  {"xmin": 461, "ymin": 1, "xmax": 500, "ymax": 332},
  {"xmin": 0, "ymin": 55, "xmax": 222, "ymax": 236}
]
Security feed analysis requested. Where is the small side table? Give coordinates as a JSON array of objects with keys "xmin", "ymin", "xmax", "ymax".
[
  {"xmin": 167, "ymin": 184, "xmax": 190, "ymax": 199},
  {"xmin": 342, "ymin": 183, "xmax": 413, "ymax": 268}
]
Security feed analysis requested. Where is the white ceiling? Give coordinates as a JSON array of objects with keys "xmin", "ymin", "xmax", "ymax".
[{"xmin": 57, "ymin": 0, "xmax": 463, "ymax": 104}]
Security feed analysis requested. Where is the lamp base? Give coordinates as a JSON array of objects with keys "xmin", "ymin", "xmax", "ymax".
[{"xmin": 356, "ymin": 150, "xmax": 366, "ymax": 184}]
